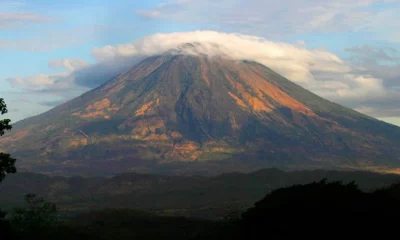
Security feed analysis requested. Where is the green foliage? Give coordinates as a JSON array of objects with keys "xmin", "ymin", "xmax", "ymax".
[
  {"xmin": 3, "ymin": 179, "xmax": 400, "ymax": 239},
  {"xmin": 10, "ymin": 194, "xmax": 57, "ymax": 234},
  {"xmin": 1, "ymin": 169, "xmax": 400, "ymax": 221},
  {"xmin": 237, "ymin": 180, "xmax": 400, "ymax": 239},
  {"xmin": 222, "ymin": 202, "xmax": 249, "ymax": 221},
  {"xmin": 0, "ymin": 98, "xmax": 16, "ymax": 183},
  {"xmin": 0, "ymin": 98, "xmax": 12, "ymax": 136},
  {"xmin": 0, "ymin": 209, "xmax": 6, "ymax": 219},
  {"xmin": 0, "ymin": 153, "xmax": 16, "ymax": 183},
  {"xmin": 63, "ymin": 209, "xmax": 216, "ymax": 240}
]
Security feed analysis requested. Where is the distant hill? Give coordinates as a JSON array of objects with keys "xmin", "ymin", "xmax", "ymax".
[
  {"xmin": 4, "ymin": 173, "xmax": 400, "ymax": 239},
  {"xmin": 195, "ymin": 180, "xmax": 400, "ymax": 239},
  {"xmin": 1, "ymin": 43, "xmax": 400, "ymax": 175},
  {"xmin": 1, "ymin": 169, "xmax": 399, "ymax": 219}
]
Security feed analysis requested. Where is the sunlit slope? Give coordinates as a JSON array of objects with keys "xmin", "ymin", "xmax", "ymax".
[{"xmin": 2, "ymin": 51, "xmax": 400, "ymax": 174}]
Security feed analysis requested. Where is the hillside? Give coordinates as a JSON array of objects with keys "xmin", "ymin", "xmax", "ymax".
[
  {"xmin": 3, "ymin": 176, "xmax": 400, "ymax": 239},
  {"xmin": 1, "ymin": 43, "xmax": 400, "ymax": 175},
  {"xmin": 1, "ymin": 169, "xmax": 399, "ymax": 219}
]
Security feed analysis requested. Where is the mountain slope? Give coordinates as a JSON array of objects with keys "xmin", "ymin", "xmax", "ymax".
[
  {"xmin": 1, "ymin": 169, "xmax": 399, "ymax": 218},
  {"xmin": 1, "ymin": 46, "xmax": 400, "ymax": 175}
]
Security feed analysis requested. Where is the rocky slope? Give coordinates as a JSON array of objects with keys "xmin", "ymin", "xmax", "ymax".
[{"xmin": 1, "ymin": 43, "xmax": 400, "ymax": 175}]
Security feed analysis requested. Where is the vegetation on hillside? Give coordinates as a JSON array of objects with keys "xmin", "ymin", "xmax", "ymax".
[
  {"xmin": 2, "ymin": 180, "xmax": 400, "ymax": 239},
  {"xmin": 1, "ymin": 169, "xmax": 399, "ymax": 219},
  {"xmin": 238, "ymin": 180, "xmax": 400, "ymax": 239},
  {"xmin": 0, "ymin": 98, "xmax": 17, "ymax": 240},
  {"xmin": 0, "ymin": 98, "xmax": 16, "ymax": 183}
]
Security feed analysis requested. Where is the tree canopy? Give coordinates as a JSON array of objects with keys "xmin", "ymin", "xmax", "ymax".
[
  {"xmin": 0, "ymin": 98, "xmax": 16, "ymax": 182},
  {"xmin": 10, "ymin": 194, "xmax": 57, "ymax": 234}
]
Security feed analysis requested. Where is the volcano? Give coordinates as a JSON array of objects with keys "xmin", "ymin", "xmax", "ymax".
[{"xmin": 2, "ymin": 44, "xmax": 400, "ymax": 175}]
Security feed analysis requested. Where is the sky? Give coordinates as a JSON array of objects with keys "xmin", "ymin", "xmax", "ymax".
[{"xmin": 1, "ymin": 0, "xmax": 400, "ymax": 126}]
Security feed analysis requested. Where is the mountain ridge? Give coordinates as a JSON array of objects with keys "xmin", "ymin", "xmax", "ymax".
[{"xmin": 1, "ymin": 45, "xmax": 400, "ymax": 175}]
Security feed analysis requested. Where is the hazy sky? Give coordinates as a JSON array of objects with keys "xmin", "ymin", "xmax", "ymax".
[{"xmin": 1, "ymin": 0, "xmax": 400, "ymax": 126}]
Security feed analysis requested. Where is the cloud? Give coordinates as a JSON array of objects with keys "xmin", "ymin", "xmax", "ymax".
[
  {"xmin": 135, "ymin": 0, "xmax": 399, "ymax": 36},
  {"xmin": 0, "ymin": 0, "xmax": 54, "ymax": 29},
  {"xmin": 346, "ymin": 45, "xmax": 400, "ymax": 63},
  {"xmin": 6, "ymin": 31, "xmax": 400, "ymax": 120},
  {"xmin": 0, "ymin": 33, "xmax": 85, "ymax": 52},
  {"xmin": 356, "ymin": 106, "xmax": 400, "ymax": 118},
  {"xmin": 136, "ymin": 10, "xmax": 162, "ymax": 19},
  {"xmin": 0, "ymin": 25, "xmax": 125, "ymax": 52},
  {"xmin": 0, "ymin": 12, "xmax": 54, "ymax": 29},
  {"xmin": 73, "ymin": 57, "xmax": 144, "ymax": 88},
  {"xmin": 92, "ymin": 31, "xmax": 349, "ymax": 80},
  {"xmin": 0, "ymin": 1, "xmax": 27, "ymax": 9},
  {"xmin": 4, "ymin": 71, "xmax": 88, "ymax": 121},
  {"xmin": 345, "ymin": 44, "xmax": 400, "ymax": 94},
  {"xmin": 6, "ymin": 74, "xmax": 60, "ymax": 89},
  {"xmin": 92, "ymin": 44, "xmax": 139, "ymax": 61},
  {"xmin": 136, "ymin": 0, "xmax": 192, "ymax": 19},
  {"xmin": 394, "ymin": 33, "xmax": 400, "ymax": 42},
  {"xmin": 90, "ymin": 31, "xmax": 392, "ymax": 103},
  {"xmin": 38, "ymin": 99, "xmax": 67, "ymax": 107},
  {"xmin": 335, "ymin": 75, "xmax": 387, "ymax": 100},
  {"xmin": 377, "ymin": 117, "xmax": 400, "ymax": 126},
  {"xmin": 6, "ymin": 59, "xmax": 87, "ymax": 93},
  {"xmin": 0, "ymin": 90, "xmax": 72, "ymax": 122},
  {"xmin": 48, "ymin": 59, "xmax": 89, "ymax": 72}
]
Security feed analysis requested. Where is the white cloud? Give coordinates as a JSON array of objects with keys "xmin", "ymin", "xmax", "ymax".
[
  {"xmin": 93, "ymin": 31, "xmax": 348, "ymax": 80},
  {"xmin": 135, "ymin": 10, "xmax": 161, "ymax": 19},
  {"xmin": 0, "ymin": 0, "xmax": 54, "ymax": 29},
  {"xmin": 0, "ymin": 26, "xmax": 125, "ymax": 52},
  {"xmin": 136, "ymin": 0, "xmax": 192, "ymax": 19},
  {"xmin": 92, "ymin": 44, "xmax": 138, "ymax": 61},
  {"xmin": 135, "ymin": 0, "xmax": 399, "ymax": 36},
  {"xmin": 7, "ymin": 74, "xmax": 59, "ymax": 89},
  {"xmin": 337, "ymin": 75, "xmax": 386, "ymax": 99},
  {"xmin": 0, "ymin": 12, "xmax": 53, "ymax": 29},
  {"xmin": 91, "ymin": 31, "xmax": 392, "ymax": 103},
  {"xmin": 356, "ymin": 106, "xmax": 400, "ymax": 118},
  {"xmin": 48, "ymin": 59, "xmax": 89, "ymax": 72},
  {"xmin": 378, "ymin": 117, "xmax": 400, "ymax": 126},
  {"xmin": 6, "ymin": 57, "xmax": 90, "ymax": 91},
  {"xmin": 346, "ymin": 45, "xmax": 400, "ymax": 89}
]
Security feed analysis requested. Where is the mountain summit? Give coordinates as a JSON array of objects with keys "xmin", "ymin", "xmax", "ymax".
[{"xmin": 2, "ymin": 44, "xmax": 400, "ymax": 175}]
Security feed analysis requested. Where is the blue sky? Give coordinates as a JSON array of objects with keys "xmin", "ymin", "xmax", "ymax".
[{"xmin": 1, "ymin": 0, "xmax": 400, "ymax": 126}]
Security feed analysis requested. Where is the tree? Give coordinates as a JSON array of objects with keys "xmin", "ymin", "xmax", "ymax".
[
  {"xmin": 0, "ymin": 98, "xmax": 16, "ymax": 183},
  {"xmin": 222, "ymin": 202, "xmax": 251, "ymax": 221},
  {"xmin": 10, "ymin": 194, "xmax": 58, "ymax": 234}
]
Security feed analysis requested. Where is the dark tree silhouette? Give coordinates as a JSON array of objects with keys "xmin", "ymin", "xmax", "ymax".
[
  {"xmin": 0, "ymin": 98, "xmax": 16, "ymax": 183},
  {"xmin": 10, "ymin": 194, "xmax": 57, "ymax": 235},
  {"xmin": 237, "ymin": 179, "xmax": 400, "ymax": 239}
]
